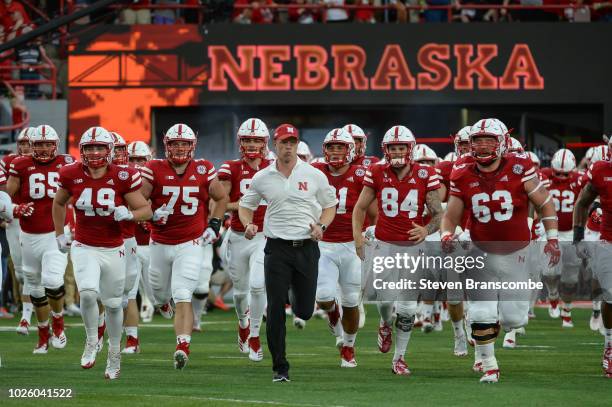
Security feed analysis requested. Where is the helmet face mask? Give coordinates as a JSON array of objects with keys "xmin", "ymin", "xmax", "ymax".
[
  {"xmin": 454, "ymin": 126, "xmax": 471, "ymax": 156},
  {"xmin": 164, "ymin": 124, "xmax": 196, "ymax": 165},
  {"xmin": 113, "ymin": 145, "xmax": 128, "ymax": 165},
  {"xmin": 128, "ymin": 141, "xmax": 152, "ymax": 168},
  {"xmin": 324, "ymin": 142, "xmax": 351, "ymax": 168},
  {"xmin": 32, "ymin": 141, "xmax": 57, "ymax": 162},
  {"xmin": 385, "ymin": 143, "xmax": 412, "ymax": 168},
  {"xmin": 352, "ymin": 137, "xmax": 366, "ymax": 157},
  {"xmin": 18, "ymin": 140, "xmax": 32, "ymax": 156},
  {"xmin": 79, "ymin": 126, "xmax": 114, "ymax": 169},
  {"xmin": 469, "ymin": 119, "xmax": 508, "ymax": 166},
  {"xmin": 239, "ymin": 137, "xmax": 267, "ymax": 160},
  {"xmin": 550, "ymin": 148, "xmax": 576, "ymax": 179},
  {"xmin": 342, "ymin": 124, "xmax": 367, "ymax": 157}
]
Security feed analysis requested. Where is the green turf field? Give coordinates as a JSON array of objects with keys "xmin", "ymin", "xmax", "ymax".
[{"xmin": 0, "ymin": 307, "xmax": 609, "ymax": 406}]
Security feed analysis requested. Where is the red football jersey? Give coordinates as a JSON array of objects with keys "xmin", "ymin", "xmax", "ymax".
[
  {"xmin": 141, "ymin": 159, "xmax": 216, "ymax": 245},
  {"xmin": 135, "ymin": 222, "xmax": 151, "ymax": 245},
  {"xmin": 435, "ymin": 160, "xmax": 453, "ymax": 202},
  {"xmin": 587, "ymin": 160, "xmax": 612, "ymax": 241},
  {"xmin": 364, "ymin": 162, "xmax": 440, "ymax": 243},
  {"xmin": 218, "ymin": 158, "xmax": 271, "ymax": 233},
  {"xmin": 539, "ymin": 170, "xmax": 582, "ymax": 232},
  {"xmin": 312, "ymin": 162, "xmax": 366, "ymax": 243},
  {"xmin": 450, "ymin": 154, "xmax": 537, "ymax": 253},
  {"xmin": 353, "ymin": 156, "xmax": 380, "ymax": 168},
  {"xmin": 9, "ymin": 154, "xmax": 75, "ymax": 234},
  {"xmin": 0, "ymin": 154, "xmax": 18, "ymax": 190},
  {"xmin": 58, "ymin": 163, "xmax": 142, "ymax": 248}
]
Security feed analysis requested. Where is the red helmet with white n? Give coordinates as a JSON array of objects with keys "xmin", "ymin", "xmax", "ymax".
[
  {"xmin": 237, "ymin": 118, "xmax": 269, "ymax": 159},
  {"xmin": 381, "ymin": 125, "xmax": 416, "ymax": 168},
  {"xmin": 526, "ymin": 151, "xmax": 540, "ymax": 167},
  {"xmin": 79, "ymin": 126, "xmax": 114, "ymax": 169},
  {"xmin": 164, "ymin": 123, "xmax": 196, "ymax": 165},
  {"xmin": 323, "ymin": 128, "xmax": 355, "ymax": 168},
  {"xmin": 413, "ymin": 144, "xmax": 438, "ymax": 166},
  {"xmin": 590, "ymin": 145, "xmax": 608, "ymax": 163},
  {"xmin": 469, "ymin": 118, "xmax": 508, "ymax": 165},
  {"xmin": 342, "ymin": 124, "xmax": 367, "ymax": 157},
  {"xmin": 551, "ymin": 148, "xmax": 576, "ymax": 177},
  {"xmin": 17, "ymin": 126, "xmax": 34, "ymax": 156},
  {"xmin": 506, "ymin": 136, "xmax": 524, "ymax": 153},
  {"xmin": 454, "ymin": 126, "xmax": 471, "ymax": 156},
  {"xmin": 111, "ymin": 132, "xmax": 128, "ymax": 165},
  {"xmin": 30, "ymin": 124, "xmax": 59, "ymax": 163}
]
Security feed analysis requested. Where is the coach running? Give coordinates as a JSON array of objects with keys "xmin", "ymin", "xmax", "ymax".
[{"xmin": 238, "ymin": 124, "xmax": 337, "ymax": 383}]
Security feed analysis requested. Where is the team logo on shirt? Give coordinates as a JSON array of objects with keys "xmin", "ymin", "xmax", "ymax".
[
  {"xmin": 417, "ymin": 169, "xmax": 428, "ymax": 179},
  {"xmin": 118, "ymin": 170, "xmax": 129, "ymax": 181},
  {"xmin": 512, "ymin": 164, "xmax": 524, "ymax": 175},
  {"xmin": 363, "ymin": 158, "xmax": 371, "ymax": 166},
  {"xmin": 197, "ymin": 165, "xmax": 206, "ymax": 175},
  {"xmin": 355, "ymin": 168, "xmax": 365, "ymax": 177},
  {"xmin": 65, "ymin": 156, "xmax": 74, "ymax": 163}
]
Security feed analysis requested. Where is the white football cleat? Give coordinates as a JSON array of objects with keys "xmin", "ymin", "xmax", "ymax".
[
  {"xmin": 340, "ymin": 346, "xmax": 357, "ymax": 368},
  {"xmin": 590, "ymin": 311, "xmax": 602, "ymax": 331},
  {"xmin": 421, "ymin": 318, "xmax": 434, "ymax": 333},
  {"xmin": 237, "ymin": 323, "xmax": 250, "ymax": 354},
  {"xmin": 33, "ymin": 326, "xmax": 50, "ymax": 355},
  {"xmin": 159, "ymin": 303, "xmax": 174, "ymax": 319},
  {"xmin": 248, "ymin": 337, "xmax": 263, "ymax": 362},
  {"xmin": 472, "ymin": 360, "xmax": 483, "ymax": 373},
  {"xmin": 16, "ymin": 319, "xmax": 30, "ymax": 336},
  {"xmin": 515, "ymin": 327, "xmax": 526, "ymax": 336},
  {"xmin": 391, "ymin": 357, "xmax": 411, "ymax": 376},
  {"xmin": 480, "ymin": 369, "xmax": 500, "ymax": 383},
  {"xmin": 140, "ymin": 299, "xmax": 154, "ymax": 323},
  {"xmin": 548, "ymin": 300, "xmax": 560, "ymax": 319},
  {"xmin": 121, "ymin": 336, "xmax": 140, "ymax": 354},
  {"xmin": 434, "ymin": 319, "xmax": 443, "ymax": 332},
  {"xmin": 51, "ymin": 315, "xmax": 67, "ymax": 349},
  {"xmin": 104, "ymin": 350, "xmax": 121, "ymax": 380},
  {"xmin": 81, "ymin": 342, "xmax": 98, "ymax": 369},
  {"xmin": 293, "ymin": 317, "xmax": 306, "ymax": 329},
  {"xmin": 503, "ymin": 330, "xmax": 516, "ymax": 349},
  {"xmin": 454, "ymin": 335, "xmax": 468, "ymax": 357}
]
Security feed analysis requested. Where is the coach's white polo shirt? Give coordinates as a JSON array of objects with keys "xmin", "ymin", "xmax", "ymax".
[{"xmin": 240, "ymin": 158, "xmax": 337, "ymax": 240}]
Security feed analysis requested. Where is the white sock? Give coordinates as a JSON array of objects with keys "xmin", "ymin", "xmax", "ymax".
[
  {"xmin": 475, "ymin": 342, "xmax": 495, "ymax": 363},
  {"xmin": 105, "ymin": 307, "xmax": 123, "ymax": 353},
  {"xmin": 593, "ymin": 301, "xmax": 602, "ymax": 312},
  {"xmin": 234, "ymin": 294, "xmax": 249, "ymax": 328},
  {"xmin": 377, "ymin": 303, "xmax": 393, "ymax": 325},
  {"xmin": 343, "ymin": 332, "xmax": 357, "ymax": 348},
  {"xmin": 51, "ymin": 310, "xmax": 63, "ymax": 318},
  {"xmin": 177, "ymin": 334, "xmax": 191, "ymax": 344},
  {"xmin": 125, "ymin": 326, "xmax": 138, "ymax": 338},
  {"xmin": 452, "ymin": 319, "xmax": 466, "ymax": 337},
  {"xmin": 605, "ymin": 328, "xmax": 612, "ymax": 349},
  {"xmin": 422, "ymin": 303, "xmax": 434, "ymax": 321},
  {"xmin": 22, "ymin": 302, "xmax": 33, "ymax": 323},
  {"xmin": 98, "ymin": 310, "xmax": 106, "ymax": 327},
  {"xmin": 393, "ymin": 330, "xmax": 412, "ymax": 362},
  {"xmin": 249, "ymin": 291, "xmax": 266, "ymax": 337},
  {"xmin": 80, "ymin": 292, "xmax": 99, "ymax": 345},
  {"xmin": 192, "ymin": 297, "xmax": 206, "ymax": 326}
]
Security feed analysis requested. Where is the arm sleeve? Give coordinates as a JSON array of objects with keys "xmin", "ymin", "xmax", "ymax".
[
  {"xmin": 426, "ymin": 167, "xmax": 441, "ymax": 191},
  {"xmin": 125, "ymin": 167, "xmax": 142, "ymax": 193},
  {"xmin": 217, "ymin": 162, "xmax": 232, "ymax": 181},
  {"xmin": 315, "ymin": 170, "xmax": 339, "ymax": 209}
]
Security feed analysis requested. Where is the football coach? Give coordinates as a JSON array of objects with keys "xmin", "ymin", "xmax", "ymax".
[{"xmin": 238, "ymin": 124, "xmax": 337, "ymax": 382}]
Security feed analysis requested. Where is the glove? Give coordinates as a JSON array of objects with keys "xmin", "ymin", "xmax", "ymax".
[
  {"xmin": 457, "ymin": 229, "xmax": 472, "ymax": 251},
  {"xmin": 544, "ymin": 238, "xmax": 561, "ymax": 267},
  {"xmin": 13, "ymin": 202, "xmax": 34, "ymax": 218},
  {"xmin": 139, "ymin": 221, "xmax": 152, "ymax": 232},
  {"xmin": 590, "ymin": 208, "xmax": 603, "ymax": 225},
  {"xmin": 152, "ymin": 204, "xmax": 170, "ymax": 226},
  {"xmin": 56, "ymin": 233, "xmax": 72, "ymax": 253},
  {"xmin": 534, "ymin": 222, "xmax": 546, "ymax": 239},
  {"xmin": 113, "ymin": 205, "xmax": 134, "ymax": 222},
  {"xmin": 441, "ymin": 232, "xmax": 457, "ymax": 254},
  {"xmin": 202, "ymin": 217, "xmax": 222, "ymax": 245}
]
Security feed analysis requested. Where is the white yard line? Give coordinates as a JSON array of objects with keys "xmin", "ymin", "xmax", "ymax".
[{"xmin": 115, "ymin": 393, "xmax": 346, "ymax": 407}]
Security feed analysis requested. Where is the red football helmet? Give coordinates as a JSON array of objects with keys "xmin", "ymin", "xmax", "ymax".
[
  {"xmin": 237, "ymin": 118, "xmax": 269, "ymax": 160},
  {"xmin": 111, "ymin": 132, "xmax": 128, "ymax": 165},
  {"xmin": 79, "ymin": 127, "xmax": 114, "ymax": 169},
  {"xmin": 164, "ymin": 123, "xmax": 196, "ymax": 165}
]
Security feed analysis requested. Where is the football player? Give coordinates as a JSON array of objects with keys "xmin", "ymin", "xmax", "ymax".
[
  {"xmin": 1, "ymin": 127, "xmax": 35, "ymax": 336},
  {"xmin": 7, "ymin": 125, "xmax": 72, "ymax": 354},
  {"xmin": 441, "ymin": 119, "xmax": 560, "ymax": 383},
  {"xmin": 217, "ymin": 118, "xmax": 272, "ymax": 361},
  {"xmin": 297, "ymin": 141, "xmax": 313, "ymax": 163},
  {"xmin": 312, "ymin": 128, "xmax": 376, "ymax": 368},
  {"xmin": 573, "ymin": 136, "xmax": 612, "ymax": 378},
  {"xmin": 343, "ymin": 124, "xmax": 380, "ymax": 167},
  {"xmin": 140, "ymin": 123, "xmax": 228, "ymax": 370},
  {"xmin": 53, "ymin": 126, "xmax": 152, "ymax": 379},
  {"xmin": 353, "ymin": 125, "xmax": 443, "ymax": 376},
  {"xmin": 539, "ymin": 149, "xmax": 582, "ymax": 327},
  {"xmin": 506, "ymin": 137, "xmax": 524, "ymax": 153},
  {"xmin": 126, "ymin": 141, "xmax": 155, "ymax": 324}
]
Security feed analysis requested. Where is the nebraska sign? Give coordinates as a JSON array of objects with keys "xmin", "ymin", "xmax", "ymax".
[{"xmin": 208, "ymin": 43, "xmax": 544, "ymax": 92}]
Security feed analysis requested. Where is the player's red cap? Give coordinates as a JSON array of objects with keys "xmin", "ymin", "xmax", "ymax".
[{"xmin": 274, "ymin": 124, "xmax": 299, "ymax": 141}]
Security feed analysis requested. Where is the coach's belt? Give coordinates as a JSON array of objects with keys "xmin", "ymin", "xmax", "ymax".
[{"xmin": 272, "ymin": 238, "xmax": 310, "ymax": 247}]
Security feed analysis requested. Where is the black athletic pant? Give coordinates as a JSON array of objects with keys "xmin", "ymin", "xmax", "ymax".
[{"xmin": 264, "ymin": 238, "xmax": 320, "ymax": 375}]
